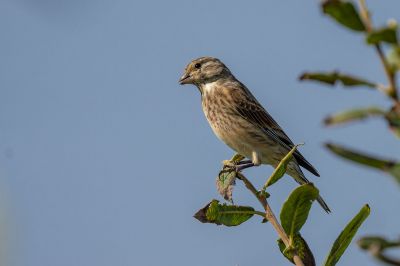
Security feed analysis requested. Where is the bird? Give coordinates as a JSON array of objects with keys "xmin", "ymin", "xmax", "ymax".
[{"xmin": 179, "ymin": 56, "xmax": 330, "ymax": 213}]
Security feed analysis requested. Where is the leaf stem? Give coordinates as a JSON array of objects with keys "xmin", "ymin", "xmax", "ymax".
[
  {"xmin": 376, "ymin": 253, "xmax": 400, "ymax": 266},
  {"xmin": 262, "ymin": 144, "xmax": 303, "ymax": 191},
  {"xmin": 368, "ymin": 244, "xmax": 400, "ymax": 266},
  {"xmin": 358, "ymin": 0, "xmax": 399, "ymax": 101},
  {"xmin": 237, "ymin": 173, "xmax": 305, "ymax": 266}
]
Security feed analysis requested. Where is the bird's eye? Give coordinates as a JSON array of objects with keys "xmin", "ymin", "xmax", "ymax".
[{"xmin": 194, "ymin": 63, "xmax": 201, "ymax": 69}]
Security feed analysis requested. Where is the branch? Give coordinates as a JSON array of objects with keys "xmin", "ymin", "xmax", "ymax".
[
  {"xmin": 358, "ymin": 0, "xmax": 399, "ymax": 102},
  {"xmin": 369, "ymin": 244, "xmax": 400, "ymax": 266},
  {"xmin": 376, "ymin": 254, "xmax": 400, "ymax": 266},
  {"xmin": 237, "ymin": 173, "xmax": 305, "ymax": 266}
]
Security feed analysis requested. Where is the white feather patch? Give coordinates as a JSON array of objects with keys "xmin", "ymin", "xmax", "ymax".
[{"xmin": 203, "ymin": 81, "xmax": 217, "ymax": 93}]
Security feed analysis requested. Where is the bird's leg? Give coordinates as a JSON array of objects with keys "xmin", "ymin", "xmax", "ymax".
[
  {"xmin": 222, "ymin": 159, "xmax": 254, "ymax": 172},
  {"xmin": 222, "ymin": 152, "xmax": 262, "ymax": 172},
  {"xmin": 222, "ymin": 159, "xmax": 251, "ymax": 168},
  {"xmin": 235, "ymin": 162, "xmax": 255, "ymax": 172},
  {"xmin": 221, "ymin": 154, "xmax": 249, "ymax": 175},
  {"xmin": 235, "ymin": 159, "xmax": 252, "ymax": 165},
  {"xmin": 236, "ymin": 151, "xmax": 261, "ymax": 172}
]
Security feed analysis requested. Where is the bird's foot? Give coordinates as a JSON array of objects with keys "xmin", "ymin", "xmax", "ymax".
[
  {"xmin": 220, "ymin": 153, "xmax": 259, "ymax": 173},
  {"xmin": 222, "ymin": 159, "xmax": 236, "ymax": 168},
  {"xmin": 235, "ymin": 162, "xmax": 255, "ymax": 172},
  {"xmin": 221, "ymin": 158, "xmax": 254, "ymax": 173},
  {"xmin": 219, "ymin": 163, "xmax": 237, "ymax": 176}
]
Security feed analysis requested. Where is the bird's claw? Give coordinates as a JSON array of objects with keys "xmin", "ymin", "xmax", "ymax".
[
  {"xmin": 219, "ymin": 165, "xmax": 238, "ymax": 175},
  {"xmin": 221, "ymin": 159, "xmax": 239, "ymax": 173},
  {"xmin": 219, "ymin": 161, "xmax": 240, "ymax": 178},
  {"xmin": 222, "ymin": 159, "xmax": 236, "ymax": 168}
]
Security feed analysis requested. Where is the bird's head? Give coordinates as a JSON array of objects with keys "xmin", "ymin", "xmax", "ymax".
[{"xmin": 179, "ymin": 57, "xmax": 231, "ymax": 86}]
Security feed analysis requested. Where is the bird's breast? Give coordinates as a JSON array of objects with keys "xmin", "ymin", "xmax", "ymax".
[
  {"xmin": 202, "ymin": 89, "xmax": 234, "ymax": 132},
  {"xmin": 201, "ymin": 88, "xmax": 252, "ymax": 153}
]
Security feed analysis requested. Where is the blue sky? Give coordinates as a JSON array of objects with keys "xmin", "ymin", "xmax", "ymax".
[{"xmin": 1, "ymin": 0, "xmax": 400, "ymax": 265}]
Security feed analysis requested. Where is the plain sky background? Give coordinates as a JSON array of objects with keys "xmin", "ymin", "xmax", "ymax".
[{"xmin": 1, "ymin": 0, "xmax": 400, "ymax": 265}]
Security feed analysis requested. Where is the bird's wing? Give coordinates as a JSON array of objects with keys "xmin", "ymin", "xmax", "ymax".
[{"xmin": 231, "ymin": 85, "xmax": 320, "ymax": 177}]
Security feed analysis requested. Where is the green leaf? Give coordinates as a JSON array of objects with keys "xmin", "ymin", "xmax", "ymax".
[
  {"xmin": 280, "ymin": 184, "xmax": 319, "ymax": 239},
  {"xmin": 322, "ymin": 0, "xmax": 366, "ymax": 32},
  {"xmin": 278, "ymin": 234, "xmax": 316, "ymax": 266},
  {"xmin": 366, "ymin": 27, "xmax": 398, "ymax": 45},
  {"xmin": 299, "ymin": 71, "xmax": 376, "ymax": 88},
  {"xmin": 388, "ymin": 46, "xmax": 400, "ymax": 72},
  {"xmin": 263, "ymin": 144, "xmax": 302, "ymax": 189},
  {"xmin": 386, "ymin": 107, "xmax": 400, "ymax": 138},
  {"xmin": 194, "ymin": 200, "xmax": 255, "ymax": 227},
  {"xmin": 324, "ymin": 107, "xmax": 386, "ymax": 126},
  {"xmin": 325, "ymin": 143, "xmax": 400, "ymax": 184},
  {"xmin": 324, "ymin": 205, "xmax": 370, "ymax": 266},
  {"xmin": 389, "ymin": 164, "xmax": 400, "ymax": 183}
]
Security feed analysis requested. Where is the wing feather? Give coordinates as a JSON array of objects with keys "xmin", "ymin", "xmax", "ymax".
[{"xmin": 231, "ymin": 85, "xmax": 320, "ymax": 177}]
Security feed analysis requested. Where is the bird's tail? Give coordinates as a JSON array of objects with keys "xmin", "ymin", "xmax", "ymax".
[{"xmin": 316, "ymin": 195, "xmax": 331, "ymax": 213}]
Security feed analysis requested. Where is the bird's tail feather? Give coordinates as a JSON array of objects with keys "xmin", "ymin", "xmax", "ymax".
[
  {"xmin": 317, "ymin": 195, "xmax": 331, "ymax": 213},
  {"xmin": 290, "ymin": 167, "xmax": 331, "ymax": 213}
]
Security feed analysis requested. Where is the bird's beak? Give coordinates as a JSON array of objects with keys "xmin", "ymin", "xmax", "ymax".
[{"xmin": 179, "ymin": 73, "xmax": 191, "ymax": 85}]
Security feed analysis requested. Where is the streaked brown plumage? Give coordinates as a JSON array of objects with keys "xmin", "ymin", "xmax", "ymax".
[{"xmin": 179, "ymin": 56, "xmax": 330, "ymax": 213}]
